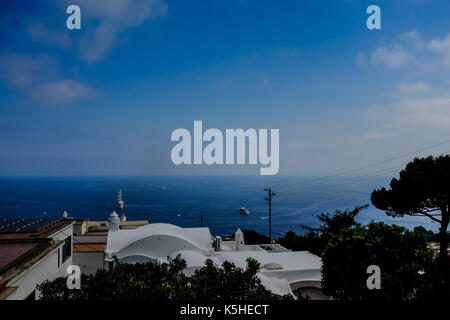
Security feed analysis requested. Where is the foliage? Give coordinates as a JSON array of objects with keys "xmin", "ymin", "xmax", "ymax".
[
  {"xmin": 242, "ymin": 229, "xmax": 270, "ymax": 245},
  {"xmin": 309, "ymin": 205, "xmax": 366, "ymax": 235},
  {"xmin": 371, "ymin": 155, "xmax": 450, "ymax": 266},
  {"xmin": 189, "ymin": 258, "xmax": 277, "ymax": 300},
  {"xmin": 413, "ymin": 226, "xmax": 439, "ymax": 242},
  {"xmin": 38, "ymin": 256, "xmax": 279, "ymax": 300},
  {"xmin": 321, "ymin": 222, "xmax": 436, "ymax": 300},
  {"xmin": 414, "ymin": 261, "xmax": 450, "ymax": 299},
  {"xmin": 278, "ymin": 205, "xmax": 367, "ymax": 255},
  {"xmin": 278, "ymin": 230, "xmax": 324, "ymax": 255},
  {"xmin": 38, "ymin": 255, "xmax": 190, "ymax": 300}
]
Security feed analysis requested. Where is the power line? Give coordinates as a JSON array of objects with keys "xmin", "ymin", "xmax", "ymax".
[
  {"xmin": 237, "ymin": 141, "xmax": 450, "ymax": 222},
  {"xmin": 281, "ymin": 137, "xmax": 450, "ymax": 191},
  {"xmin": 237, "ymin": 138, "xmax": 450, "ymax": 213},
  {"xmin": 280, "ymin": 149, "xmax": 450, "ymax": 197},
  {"xmin": 281, "ymin": 163, "xmax": 405, "ymax": 196},
  {"xmin": 317, "ymin": 138, "xmax": 450, "ymax": 179}
]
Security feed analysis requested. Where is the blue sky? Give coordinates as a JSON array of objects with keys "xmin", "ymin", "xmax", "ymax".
[{"xmin": 1, "ymin": 0, "xmax": 450, "ymax": 176}]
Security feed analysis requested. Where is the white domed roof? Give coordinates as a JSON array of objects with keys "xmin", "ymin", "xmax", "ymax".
[{"xmin": 105, "ymin": 223, "xmax": 213, "ymax": 261}]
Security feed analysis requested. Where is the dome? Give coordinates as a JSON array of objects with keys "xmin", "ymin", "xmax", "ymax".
[{"xmin": 105, "ymin": 223, "xmax": 213, "ymax": 261}]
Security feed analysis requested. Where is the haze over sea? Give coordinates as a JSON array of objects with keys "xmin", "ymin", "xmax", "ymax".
[{"xmin": 0, "ymin": 176, "xmax": 439, "ymax": 236}]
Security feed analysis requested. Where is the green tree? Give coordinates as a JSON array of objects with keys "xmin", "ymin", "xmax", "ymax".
[
  {"xmin": 278, "ymin": 230, "xmax": 323, "ymax": 255},
  {"xmin": 321, "ymin": 222, "xmax": 435, "ymax": 300},
  {"xmin": 38, "ymin": 256, "xmax": 279, "ymax": 300},
  {"xmin": 189, "ymin": 258, "xmax": 277, "ymax": 300},
  {"xmin": 38, "ymin": 255, "xmax": 190, "ymax": 300},
  {"xmin": 307, "ymin": 205, "xmax": 366, "ymax": 235},
  {"xmin": 279, "ymin": 205, "xmax": 367, "ymax": 255},
  {"xmin": 371, "ymin": 155, "xmax": 450, "ymax": 266},
  {"xmin": 242, "ymin": 229, "xmax": 270, "ymax": 245}
]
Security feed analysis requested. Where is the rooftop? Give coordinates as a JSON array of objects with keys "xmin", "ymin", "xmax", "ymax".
[
  {"xmin": 73, "ymin": 235, "xmax": 107, "ymax": 252},
  {"xmin": 0, "ymin": 238, "xmax": 56, "ymax": 288},
  {"xmin": 0, "ymin": 240, "xmax": 49, "ymax": 272},
  {"xmin": 79, "ymin": 220, "xmax": 149, "ymax": 236},
  {"xmin": 106, "ymin": 223, "xmax": 212, "ymax": 258},
  {"xmin": 0, "ymin": 218, "xmax": 73, "ymax": 240},
  {"xmin": 0, "ymin": 218, "xmax": 73, "ymax": 294},
  {"xmin": 105, "ymin": 222, "xmax": 323, "ymax": 297},
  {"xmin": 73, "ymin": 243, "xmax": 105, "ymax": 252}
]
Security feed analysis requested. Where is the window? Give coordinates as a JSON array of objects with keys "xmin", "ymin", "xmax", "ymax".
[{"xmin": 61, "ymin": 236, "xmax": 71, "ymax": 263}]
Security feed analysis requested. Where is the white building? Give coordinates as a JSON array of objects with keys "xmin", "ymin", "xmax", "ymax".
[
  {"xmin": 104, "ymin": 212, "xmax": 326, "ymax": 299},
  {"xmin": 72, "ymin": 218, "xmax": 148, "ymax": 275},
  {"xmin": 0, "ymin": 218, "xmax": 74, "ymax": 300}
]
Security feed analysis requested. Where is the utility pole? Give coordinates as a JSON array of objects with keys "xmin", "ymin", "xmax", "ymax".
[
  {"xmin": 199, "ymin": 215, "xmax": 204, "ymax": 227},
  {"xmin": 264, "ymin": 187, "xmax": 276, "ymax": 243}
]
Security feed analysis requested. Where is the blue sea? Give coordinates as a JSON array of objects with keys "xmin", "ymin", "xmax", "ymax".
[{"xmin": 0, "ymin": 176, "xmax": 440, "ymax": 236}]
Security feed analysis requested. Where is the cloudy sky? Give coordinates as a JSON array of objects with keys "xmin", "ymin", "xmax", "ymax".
[{"xmin": 1, "ymin": 0, "xmax": 450, "ymax": 176}]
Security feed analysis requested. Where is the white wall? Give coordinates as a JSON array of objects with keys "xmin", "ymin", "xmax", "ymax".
[
  {"xmin": 73, "ymin": 251, "xmax": 104, "ymax": 275},
  {"xmin": 73, "ymin": 222, "xmax": 88, "ymax": 236},
  {"xmin": 6, "ymin": 223, "xmax": 74, "ymax": 300}
]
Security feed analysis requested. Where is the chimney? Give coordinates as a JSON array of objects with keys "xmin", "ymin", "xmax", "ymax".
[
  {"xmin": 109, "ymin": 211, "xmax": 120, "ymax": 231},
  {"xmin": 234, "ymin": 228, "xmax": 244, "ymax": 251},
  {"xmin": 214, "ymin": 236, "xmax": 222, "ymax": 251}
]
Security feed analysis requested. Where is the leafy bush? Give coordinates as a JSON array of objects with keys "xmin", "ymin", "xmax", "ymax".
[
  {"xmin": 38, "ymin": 256, "xmax": 279, "ymax": 300},
  {"xmin": 321, "ymin": 222, "xmax": 437, "ymax": 300}
]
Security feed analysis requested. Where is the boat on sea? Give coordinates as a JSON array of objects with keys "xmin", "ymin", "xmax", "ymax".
[
  {"xmin": 239, "ymin": 207, "xmax": 250, "ymax": 215},
  {"xmin": 117, "ymin": 190, "xmax": 124, "ymax": 211}
]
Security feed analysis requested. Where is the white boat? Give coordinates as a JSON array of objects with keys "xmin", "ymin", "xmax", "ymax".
[
  {"xmin": 239, "ymin": 207, "xmax": 250, "ymax": 215},
  {"xmin": 117, "ymin": 190, "xmax": 124, "ymax": 211}
]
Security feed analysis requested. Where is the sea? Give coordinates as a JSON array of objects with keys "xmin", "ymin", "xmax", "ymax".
[{"xmin": 0, "ymin": 176, "xmax": 440, "ymax": 237}]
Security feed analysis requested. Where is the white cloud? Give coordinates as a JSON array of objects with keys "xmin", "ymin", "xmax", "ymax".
[
  {"xmin": 71, "ymin": 0, "xmax": 167, "ymax": 63},
  {"xmin": 27, "ymin": 23, "xmax": 72, "ymax": 49},
  {"xmin": 362, "ymin": 30, "xmax": 450, "ymax": 71},
  {"xmin": 356, "ymin": 51, "xmax": 366, "ymax": 66},
  {"xmin": 367, "ymin": 96, "xmax": 450, "ymax": 128},
  {"xmin": 397, "ymin": 81, "xmax": 430, "ymax": 93},
  {"xmin": 428, "ymin": 33, "xmax": 450, "ymax": 68},
  {"xmin": 401, "ymin": 29, "xmax": 419, "ymax": 41},
  {"xmin": 0, "ymin": 53, "xmax": 59, "ymax": 89},
  {"xmin": 26, "ymin": 1, "xmax": 167, "ymax": 64},
  {"xmin": 26, "ymin": 80, "xmax": 99, "ymax": 105},
  {"xmin": 392, "ymin": 96, "xmax": 450, "ymax": 127},
  {"xmin": 0, "ymin": 52, "xmax": 98, "ymax": 106},
  {"xmin": 370, "ymin": 45, "xmax": 412, "ymax": 68}
]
